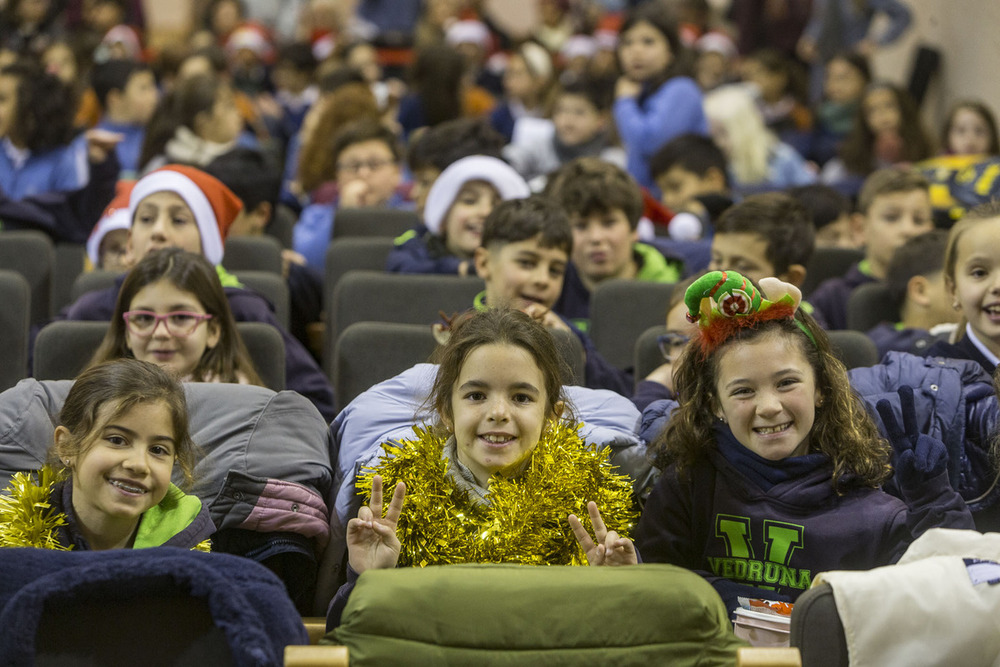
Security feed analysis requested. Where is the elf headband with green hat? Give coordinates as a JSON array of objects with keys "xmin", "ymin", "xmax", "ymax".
[
  {"xmin": 684, "ymin": 270, "xmax": 816, "ymax": 354},
  {"xmin": 128, "ymin": 165, "xmax": 244, "ymax": 265}
]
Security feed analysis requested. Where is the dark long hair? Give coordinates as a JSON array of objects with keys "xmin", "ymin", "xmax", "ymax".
[
  {"xmin": 138, "ymin": 72, "xmax": 226, "ymax": 170},
  {"xmin": 840, "ymin": 82, "xmax": 934, "ymax": 175},
  {"xmin": 89, "ymin": 248, "xmax": 263, "ymax": 386},
  {"xmin": 429, "ymin": 308, "xmax": 572, "ymax": 428},
  {"xmin": 651, "ymin": 312, "xmax": 892, "ymax": 490},
  {"xmin": 0, "ymin": 59, "xmax": 78, "ymax": 152},
  {"xmin": 410, "ymin": 44, "xmax": 464, "ymax": 128},
  {"xmin": 618, "ymin": 3, "xmax": 690, "ymax": 105}
]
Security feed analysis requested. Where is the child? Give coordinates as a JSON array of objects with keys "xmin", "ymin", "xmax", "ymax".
[
  {"xmin": 396, "ymin": 44, "xmax": 474, "ymax": 141},
  {"xmin": 88, "ymin": 248, "xmax": 264, "ymax": 385},
  {"xmin": 709, "ymin": 192, "xmax": 815, "ymax": 290},
  {"xmin": 926, "ymin": 201, "xmax": 1000, "ymax": 374},
  {"xmin": 293, "ymin": 119, "xmax": 407, "ymax": 271},
  {"xmin": 328, "ymin": 308, "xmax": 637, "ymax": 626},
  {"xmin": 809, "ymin": 52, "xmax": 870, "ymax": 167},
  {"xmin": 92, "ymin": 59, "xmax": 160, "ymax": 178},
  {"xmin": 0, "ymin": 358, "xmax": 215, "ymax": 551},
  {"xmin": 489, "ymin": 41, "xmax": 555, "ymax": 143},
  {"xmin": 940, "ymin": 100, "xmax": 999, "ymax": 157},
  {"xmin": 205, "ymin": 147, "xmax": 325, "ymax": 355},
  {"xmin": 139, "ymin": 72, "xmax": 246, "ymax": 173},
  {"xmin": 740, "ymin": 48, "xmax": 812, "ymax": 157},
  {"xmin": 613, "ymin": 3, "xmax": 709, "ymax": 194},
  {"xmin": 649, "ymin": 132, "xmax": 733, "ymax": 240},
  {"xmin": 868, "ymin": 230, "xmax": 957, "ymax": 358},
  {"xmin": 703, "ymin": 84, "xmax": 816, "ymax": 197},
  {"xmin": 822, "ymin": 82, "xmax": 934, "ymax": 197},
  {"xmin": 786, "ymin": 183, "xmax": 860, "ymax": 250},
  {"xmin": 386, "ymin": 155, "xmax": 529, "ymax": 276},
  {"xmin": 0, "ymin": 59, "xmax": 119, "ymax": 245},
  {"xmin": 270, "ymin": 41, "xmax": 319, "ymax": 145},
  {"xmin": 545, "ymin": 157, "xmax": 683, "ymax": 331},
  {"xmin": 634, "ymin": 271, "xmax": 973, "ymax": 612},
  {"xmin": 810, "ymin": 168, "xmax": 934, "ymax": 330},
  {"xmin": 406, "ymin": 117, "xmax": 506, "ymax": 216},
  {"xmin": 56, "ymin": 164, "xmax": 336, "ymax": 421},
  {"xmin": 471, "ymin": 195, "xmax": 633, "ymax": 396},
  {"xmin": 86, "ymin": 184, "xmax": 134, "ymax": 273},
  {"xmin": 502, "ymin": 76, "xmax": 625, "ymax": 186}
]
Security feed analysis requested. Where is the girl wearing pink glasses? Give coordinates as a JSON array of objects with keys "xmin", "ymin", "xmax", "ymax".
[{"xmin": 88, "ymin": 248, "xmax": 263, "ymax": 384}]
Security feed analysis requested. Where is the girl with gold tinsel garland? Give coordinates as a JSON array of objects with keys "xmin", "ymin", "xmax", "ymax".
[
  {"xmin": 0, "ymin": 359, "xmax": 214, "ymax": 552},
  {"xmin": 327, "ymin": 309, "xmax": 638, "ymax": 627}
]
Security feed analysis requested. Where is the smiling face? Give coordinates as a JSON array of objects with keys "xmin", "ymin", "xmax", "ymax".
[
  {"xmin": 618, "ymin": 20, "xmax": 672, "ymax": 83},
  {"xmin": 64, "ymin": 399, "xmax": 177, "ymax": 550},
  {"xmin": 475, "ymin": 235, "xmax": 568, "ymax": 311},
  {"xmin": 714, "ymin": 331, "xmax": 820, "ymax": 461},
  {"xmin": 447, "ymin": 343, "xmax": 555, "ymax": 486},
  {"xmin": 443, "ymin": 180, "xmax": 500, "ymax": 258},
  {"xmin": 948, "ymin": 107, "xmax": 994, "ymax": 156},
  {"xmin": 570, "ymin": 208, "xmax": 638, "ymax": 289},
  {"xmin": 128, "ymin": 191, "xmax": 203, "ymax": 261},
  {"xmin": 125, "ymin": 279, "xmax": 220, "ymax": 378},
  {"xmin": 948, "ymin": 217, "xmax": 1000, "ymax": 358}
]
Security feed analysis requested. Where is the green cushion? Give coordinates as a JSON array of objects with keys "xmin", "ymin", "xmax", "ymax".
[{"xmin": 328, "ymin": 563, "xmax": 745, "ymax": 666}]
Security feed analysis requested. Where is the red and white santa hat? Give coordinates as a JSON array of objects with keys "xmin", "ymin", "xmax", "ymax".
[
  {"xmin": 87, "ymin": 181, "xmax": 135, "ymax": 266},
  {"xmin": 128, "ymin": 165, "xmax": 243, "ymax": 265},
  {"xmin": 225, "ymin": 22, "xmax": 276, "ymax": 64},
  {"xmin": 423, "ymin": 156, "xmax": 530, "ymax": 236}
]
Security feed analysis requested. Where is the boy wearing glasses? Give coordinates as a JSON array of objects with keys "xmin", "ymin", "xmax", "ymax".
[{"xmin": 293, "ymin": 119, "xmax": 410, "ymax": 270}]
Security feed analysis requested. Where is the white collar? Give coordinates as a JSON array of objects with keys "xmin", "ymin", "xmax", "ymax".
[
  {"xmin": 965, "ymin": 323, "xmax": 1000, "ymax": 367},
  {"xmin": 2, "ymin": 137, "xmax": 30, "ymax": 170}
]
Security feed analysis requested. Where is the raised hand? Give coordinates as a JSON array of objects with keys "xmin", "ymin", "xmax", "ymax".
[
  {"xmin": 347, "ymin": 475, "xmax": 406, "ymax": 574},
  {"xmin": 875, "ymin": 385, "xmax": 948, "ymax": 488},
  {"xmin": 568, "ymin": 501, "xmax": 638, "ymax": 567}
]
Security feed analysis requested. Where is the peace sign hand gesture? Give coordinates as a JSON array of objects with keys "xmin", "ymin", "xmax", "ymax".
[
  {"xmin": 347, "ymin": 475, "xmax": 406, "ymax": 574},
  {"xmin": 569, "ymin": 501, "xmax": 638, "ymax": 567},
  {"xmin": 875, "ymin": 385, "xmax": 949, "ymax": 490}
]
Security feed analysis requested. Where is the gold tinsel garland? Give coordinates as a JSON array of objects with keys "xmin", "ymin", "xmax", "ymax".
[
  {"xmin": 0, "ymin": 467, "xmax": 212, "ymax": 552},
  {"xmin": 357, "ymin": 421, "xmax": 637, "ymax": 568},
  {"xmin": 0, "ymin": 465, "xmax": 72, "ymax": 550}
]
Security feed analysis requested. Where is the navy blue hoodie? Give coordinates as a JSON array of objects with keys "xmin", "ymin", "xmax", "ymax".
[{"xmin": 635, "ymin": 440, "xmax": 973, "ymax": 611}]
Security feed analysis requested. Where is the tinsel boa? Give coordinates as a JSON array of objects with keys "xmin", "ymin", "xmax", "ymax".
[
  {"xmin": 0, "ymin": 466, "xmax": 211, "ymax": 552},
  {"xmin": 358, "ymin": 421, "xmax": 637, "ymax": 567},
  {"xmin": 0, "ymin": 466, "xmax": 72, "ymax": 550}
]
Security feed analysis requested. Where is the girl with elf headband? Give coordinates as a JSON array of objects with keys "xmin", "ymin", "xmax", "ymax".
[{"xmin": 634, "ymin": 270, "xmax": 973, "ymax": 613}]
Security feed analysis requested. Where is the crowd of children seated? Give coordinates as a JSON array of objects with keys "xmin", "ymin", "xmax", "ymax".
[{"xmin": 2, "ymin": 0, "xmax": 1000, "ymax": 658}]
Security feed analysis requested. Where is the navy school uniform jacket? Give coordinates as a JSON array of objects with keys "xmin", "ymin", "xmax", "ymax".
[
  {"xmin": 634, "ymin": 443, "xmax": 973, "ymax": 612},
  {"xmin": 808, "ymin": 261, "xmax": 876, "ymax": 331},
  {"xmin": 51, "ymin": 276, "xmax": 336, "ymax": 421},
  {"xmin": 385, "ymin": 225, "xmax": 465, "ymax": 275}
]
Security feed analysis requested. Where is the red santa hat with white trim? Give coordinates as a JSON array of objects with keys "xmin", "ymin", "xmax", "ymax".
[
  {"xmin": 87, "ymin": 182, "xmax": 135, "ymax": 266},
  {"xmin": 128, "ymin": 165, "xmax": 243, "ymax": 265}
]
